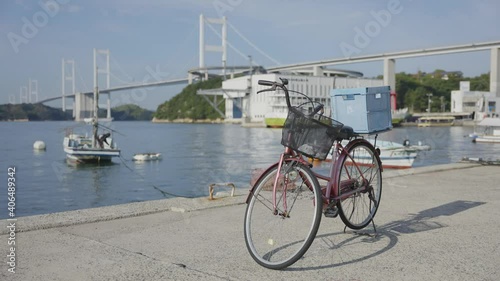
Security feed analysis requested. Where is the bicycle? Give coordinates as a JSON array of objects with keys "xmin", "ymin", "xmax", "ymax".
[{"xmin": 243, "ymin": 78, "xmax": 383, "ymax": 270}]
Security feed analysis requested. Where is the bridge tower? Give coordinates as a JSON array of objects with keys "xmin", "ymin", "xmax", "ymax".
[
  {"xmin": 19, "ymin": 86, "xmax": 28, "ymax": 103},
  {"xmin": 93, "ymin": 48, "xmax": 112, "ymax": 119},
  {"xmin": 196, "ymin": 14, "xmax": 227, "ymax": 83},
  {"xmin": 28, "ymin": 79, "xmax": 38, "ymax": 103},
  {"xmin": 61, "ymin": 59, "xmax": 75, "ymax": 113}
]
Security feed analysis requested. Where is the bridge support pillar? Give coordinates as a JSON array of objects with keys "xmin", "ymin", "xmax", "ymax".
[
  {"xmin": 106, "ymin": 93, "xmax": 111, "ymax": 119},
  {"xmin": 490, "ymin": 47, "xmax": 500, "ymax": 97},
  {"xmin": 74, "ymin": 92, "xmax": 93, "ymax": 121},
  {"xmin": 383, "ymin": 58, "xmax": 396, "ymax": 110},
  {"xmin": 188, "ymin": 73, "xmax": 193, "ymax": 84},
  {"xmin": 313, "ymin": 66, "xmax": 323, "ymax": 76}
]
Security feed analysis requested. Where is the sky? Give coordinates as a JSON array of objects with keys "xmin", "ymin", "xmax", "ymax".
[{"xmin": 1, "ymin": 0, "xmax": 499, "ymax": 110}]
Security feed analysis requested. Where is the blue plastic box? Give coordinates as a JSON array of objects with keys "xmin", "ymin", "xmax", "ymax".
[{"xmin": 331, "ymin": 86, "xmax": 392, "ymax": 134}]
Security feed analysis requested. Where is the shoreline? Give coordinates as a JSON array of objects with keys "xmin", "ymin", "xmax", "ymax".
[
  {"xmin": 151, "ymin": 117, "xmax": 224, "ymax": 124},
  {"xmin": 0, "ymin": 162, "xmax": 480, "ymax": 235}
]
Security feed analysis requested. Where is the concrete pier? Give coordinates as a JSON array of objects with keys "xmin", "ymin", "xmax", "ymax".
[{"xmin": 1, "ymin": 163, "xmax": 499, "ymax": 280}]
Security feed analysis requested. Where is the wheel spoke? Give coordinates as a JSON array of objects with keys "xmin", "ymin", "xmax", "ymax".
[
  {"xmin": 338, "ymin": 141, "xmax": 382, "ymax": 230},
  {"xmin": 244, "ymin": 162, "xmax": 322, "ymax": 269}
]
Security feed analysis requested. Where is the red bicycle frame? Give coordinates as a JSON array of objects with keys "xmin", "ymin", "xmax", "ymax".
[{"xmin": 246, "ymin": 138, "xmax": 377, "ymax": 216}]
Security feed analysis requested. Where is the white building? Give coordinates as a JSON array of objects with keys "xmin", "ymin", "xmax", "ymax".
[
  {"xmin": 215, "ymin": 73, "xmax": 384, "ymax": 125},
  {"xmin": 451, "ymin": 82, "xmax": 500, "ymax": 120}
]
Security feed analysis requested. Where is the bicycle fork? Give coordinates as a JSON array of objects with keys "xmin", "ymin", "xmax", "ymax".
[{"xmin": 272, "ymin": 153, "xmax": 289, "ymax": 218}]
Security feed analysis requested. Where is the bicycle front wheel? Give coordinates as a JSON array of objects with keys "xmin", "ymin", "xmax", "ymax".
[
  {"xmin": 337, "ymin": 140, "xmax": 382, "ymax": 230},
  {"xmin": 244, "ymin": 160, "xmax": 322, "ymax": 270}
]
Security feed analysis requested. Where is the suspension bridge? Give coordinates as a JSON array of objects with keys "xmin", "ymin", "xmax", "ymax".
[{"xmin": 28, "ymin": 14, "xmax": 500, "ymax": 121}]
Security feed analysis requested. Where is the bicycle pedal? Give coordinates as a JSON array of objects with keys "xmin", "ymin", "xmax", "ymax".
[{"xmin": 324, "ymin": 207, "xmax": 338, "ymax": 218}]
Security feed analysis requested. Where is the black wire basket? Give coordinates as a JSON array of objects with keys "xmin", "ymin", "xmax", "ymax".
[{"xmin": 281, "ymin": 107, "xmax": 344, "ymax": 160}]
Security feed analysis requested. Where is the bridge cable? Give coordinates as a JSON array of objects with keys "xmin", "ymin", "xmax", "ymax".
[
  {"xmin": 205, "ymin": 21, "xmax": 262, "ymax": 66},
  {"xmin": 108, "ymin": 54, "xmax": 138, "ymax": 86},
  {"xmin": 75, "ymin": 63, "xmax": 91, "ymax": 93},
  {"xmin": 227, "ymin": 22, "xmax": 282, "ymax": 66}
]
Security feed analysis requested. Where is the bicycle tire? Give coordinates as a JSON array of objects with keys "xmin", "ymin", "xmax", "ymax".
[
  {"xmin": 244, "ymin": 160, "xmax": 322, "ymax": 269},
  {"xmin": 336, "ymin": 140, "xmax": 382, "ymax": 230}
]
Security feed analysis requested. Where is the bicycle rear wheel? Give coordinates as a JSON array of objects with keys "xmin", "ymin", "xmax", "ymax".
[
  {"xmin": 244, "ymin": 160, "xmax": 322, "ymax": 270},
  {"xmin": 336, "ymin": 140, "xmax": 382, "ymax": 230}
]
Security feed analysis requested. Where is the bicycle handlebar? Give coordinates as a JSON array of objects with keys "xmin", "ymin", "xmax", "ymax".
[
  {"xmin": 257, "ymin": 79, "xmax": 292, "ymax": 108},
  {"xmin": 257, "ymin": 78, "xmax": 321, "ymax": 115},
  {"xmin": 258, "ymin": 80, "xmax": 274, "ymax": 86},
  {"xmin": 310, "ymin": 104, "xmax": 324, "ymax": 117}
]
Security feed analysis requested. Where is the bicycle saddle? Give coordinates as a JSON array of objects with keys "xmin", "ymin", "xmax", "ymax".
[{"xmin": 336, "ymin": 125, "xmax": 357, "ymax": 141}]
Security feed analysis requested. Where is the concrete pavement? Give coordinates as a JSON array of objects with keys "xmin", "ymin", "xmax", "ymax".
[{"xmin": 1, "ymin": 163, "xmax": 500, "ymax": 280}]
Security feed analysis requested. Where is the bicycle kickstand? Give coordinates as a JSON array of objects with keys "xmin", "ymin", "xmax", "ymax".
[{"xmin": 343, "ymin": 219, "xmax": 378, "ymax": 236}]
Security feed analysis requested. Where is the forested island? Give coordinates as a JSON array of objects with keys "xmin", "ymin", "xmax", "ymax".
[
  {"xmin": 391, "ymin": 70, "xmax": 489, "ymax": 112},
  {"xmin": 153, "ymin": 77, "xmax": 224, "ymax": 122},
  {"xmin": 0, "ymin": 103, "xmax": 154, "ymax": 121}
]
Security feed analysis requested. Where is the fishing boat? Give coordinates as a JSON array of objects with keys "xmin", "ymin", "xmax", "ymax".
[
  {"xmin": 264, "ymin": 93, "xmax": 332, "ymax": 128},
  {"xmin": 324, "ymin": 139, "xmax": 428, "ymax": 169},
  {"xmin": 369, "ymin": 140, "xmax": 421, "ymax": 169},
  {"xmin": 264, "ymin": 111, "xmax": 287, "ymax": 128},
  {"xmin": 391, "ymin": 107, "xmax": 409, "ymax": 126},
  {"xmin": 133, "ymin": 153, "xmax": 162, "ymax": 161},
  {"xmin": 63, "ymin": 67, "xmax": 120, "ymax": 163},
  {"xmin": 471, "ymin": 118, "xmax": 500, "ymax": 143}
]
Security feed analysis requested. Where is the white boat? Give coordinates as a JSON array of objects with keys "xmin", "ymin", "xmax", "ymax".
[
  {"xmin": 417, "ymin": 116, "xmax": 455, "ymax": 127},
  {"xmin": 471, "ymin": 118, "xmax": 500, "ymax": 143},
  {"xmin": 63, "ymin": 67, "xmax": 121, "ymax": 164},
  {"xmin": 391, "ymin": 107, "xmax": 409, "ymax": 126},
  {"xmin": 63, "ymin": 131, "xmax": 120, "ymax": 163},
  {"xmin": 83, "ymin": 117, "xmax": 114, "ymax": 124},
  {"xmin": 325, "ymin": 139, "xmax": 427, "ymax": 169},
  {"xmin": 264, "ymin": 94, "xmax": 290, "ymax": 128},
  {"xmin": 371, "ymin": 140, "xmax": 420, "ymax": 169},
  {"xmin": 133, "ymin": 153, "xmax": 162, "ymax": 161}
]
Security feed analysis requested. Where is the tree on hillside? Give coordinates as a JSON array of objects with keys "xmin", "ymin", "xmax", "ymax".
[
  {"xmin": 394, "ymin": 70, "xmax": 490, "ymax": 113},
  {"xmin": 154, "ymin": 77, "xmax": 224, "ymax": 120},
  {"xmin": 395, "ymin": 73, "xmax": 420, "ymax": 109},
  {"xmin": 469, "ymin": 73, "xmax": 489, "ymax": 91}
]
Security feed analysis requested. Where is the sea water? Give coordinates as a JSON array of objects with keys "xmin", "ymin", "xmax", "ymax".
[{"xmin": 1, "ymin": 121, "xmax": 498, "ymax": 218}]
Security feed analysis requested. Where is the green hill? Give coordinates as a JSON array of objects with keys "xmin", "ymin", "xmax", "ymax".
[
  {"xmin": 111, "ymin": 104, "xmax": 154, "ymax": 121},
  {"xmin": 392, "ymin": 71, "xmax": 489, "ymax": 113},
  {"xmin": 154, "ymin": 77, "xmax": 224, "ymax": 120},
  {"xmin": 0, "ymin": 103, "xmax": 153, "ymax": 121},
  {"xmin": 0, "ymin": 103, "xmax": 72, "ymax": 121}
]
